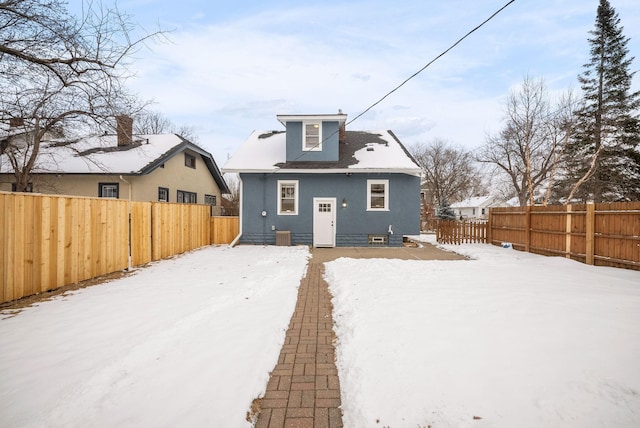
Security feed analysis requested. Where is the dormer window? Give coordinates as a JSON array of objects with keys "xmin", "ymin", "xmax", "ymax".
[{"xmin": 303, "ymin": 122, "xmax": 321, "ymax": 151}]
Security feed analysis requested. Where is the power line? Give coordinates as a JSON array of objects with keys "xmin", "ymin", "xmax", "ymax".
[
  {"xmin": 275, "ymin": 0, "xmax": 517, "ymax": 165},
  {"xmin": 347, "ymin": 0, "xmax": 517, "ymax": 127}
]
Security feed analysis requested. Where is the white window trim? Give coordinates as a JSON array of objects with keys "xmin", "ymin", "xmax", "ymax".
[
  {"xmin": 302, "ymin": 122, "xmax": 322, "ymax": 152},
  {"xmin": 367, "ymin": 179, "xmax": 389, "ymax": 211},
  {"xmin": 277, "ymin": 180, "xmax": 299, "ymax": 215}
]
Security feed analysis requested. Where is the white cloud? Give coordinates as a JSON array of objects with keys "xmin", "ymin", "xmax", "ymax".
[{"xmin": 118, "ymin": 0, "xmax": 640, "ymax": 161}]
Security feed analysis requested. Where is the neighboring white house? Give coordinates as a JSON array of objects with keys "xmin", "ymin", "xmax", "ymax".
[{"xmin": 450, "ymin": 195, "xmax": 505, "ymax": 220}]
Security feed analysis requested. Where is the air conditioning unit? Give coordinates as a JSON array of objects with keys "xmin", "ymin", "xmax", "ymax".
[{"xmin": 276, "ymin": 231, "xmax": 291, "ymax": 246}]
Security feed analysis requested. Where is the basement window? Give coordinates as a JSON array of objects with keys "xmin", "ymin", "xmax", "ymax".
[{"xmin": 368, "ymin": 234, "xmax": 388, "ymax": 246}]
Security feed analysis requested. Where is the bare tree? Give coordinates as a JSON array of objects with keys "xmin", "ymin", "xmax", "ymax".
[
  {"xmin": 133, "ymin": 111, "xmax": 174, "ymax": 135},
  {"xmin": 410, "ymin": 139, "xmax": 483, "ymax": 206},
  {"xmin": 542, "ymin": 91, "xmax": 579, "ymax": 204},
  {"xmin": 222, "ymin": 173, "xmax": 240, "ymax": 216},
  {"xmin": 477, "ymin": 76, "xmax": 573, "ymax": 206},
  {"xmin": 134, "ymin": 110, "xmax": 199, "ymax": 142},
  {"xmin": 0, "ymin": 0, "xmax": 162, "ymax": 191}
]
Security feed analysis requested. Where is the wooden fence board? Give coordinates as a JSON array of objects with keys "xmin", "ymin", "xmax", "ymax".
[
  {"xmin": 0, "ymin": 193, "xmax": 5, "ymax": 303},
  {"xmin": 486, "ymin": 202, "xmax": 640, "ymax": 271},
  {"xmin": 14, "ymin": 194, "xmax": 25, "ymax": 300},
  {"xmin": 24, "ymin": 195, "xmax": 36, "ymax": 298},
  {"xmin": 81, "ymin": 198, "xmax": 92, "ymax": 281},
  {"xmin": 1, "ymin": 192, "xmax": 231, "ymax": 304},
  {"xmin": 211, "ymin": 216, "xmax": 239, "ymax": 244},
  {"xmin": 437, "ymin": 220, "xmax": 487, "ymax": 245},
  {"xmin": 131, "ymin": 202, "xmax": 152, "ymax": 267},
  {"xmin": 4, "ymin": 194, "xmax": 14, "ymax": 301}
]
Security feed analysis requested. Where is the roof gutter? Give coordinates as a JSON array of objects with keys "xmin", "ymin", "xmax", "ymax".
[
  {"xmin": 228, "ymin": 176, "xmax": 243, "ymax": 247},
  {"xmin": 222, "ymin": 167, "xmax": 422, "ymax": 177}
]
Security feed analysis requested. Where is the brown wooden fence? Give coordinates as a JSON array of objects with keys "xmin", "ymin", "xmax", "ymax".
[
  {"xmin": 0, "ymin": 192, "xmax": 238, "ymax": 304},
  {"xmin": 211, "ymin": 216, "xmax": 239, "ymax": 244},
  {"xmin": 437, "ymin": 220, "xmax": 487, "ymax": 244},
  {"xmin": 488, "ymin": 202, "xmax": 640, "ymax": 270}
]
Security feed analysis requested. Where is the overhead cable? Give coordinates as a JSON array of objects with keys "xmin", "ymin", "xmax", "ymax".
[{"xmin": 347, "ymin": 0, "xmax": 517, "ymax": 126}]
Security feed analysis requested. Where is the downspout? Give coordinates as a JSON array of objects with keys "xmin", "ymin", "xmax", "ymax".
[
  {"xmin": 229, "ymin": 175, "xmax": 243, "ymax": 247},
  {"xmin": 119, "ymin": 175, "xmax": 133, "ymax": 270}
]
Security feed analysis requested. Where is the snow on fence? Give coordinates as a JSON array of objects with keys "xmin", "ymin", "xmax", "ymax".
[
  {"xmin": 488, "ymin": 201, "xmax": 640, "ymax": 271},
  {"xmin": 436, "ymin": 220, "xmax": 487, "ymax": 244},
  {"xmin": 0, "ymin": 192, "xmax": 240, "ymax": 304}
]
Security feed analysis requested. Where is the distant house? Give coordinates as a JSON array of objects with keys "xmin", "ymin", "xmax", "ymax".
[
  {"xmin": 223, "ymin": 113, "xmax": 422, "ymax": 247},
  {"xmin": 450, "ymin": 195, "xmax": 505, "ymax": 220},
  {"xmin": 1, "ymin": 118, "xmax": 62, "ymax": 154},
  {"xmin": 419, "ymin": 180, "xmax": 435, "ymax": 205},
  {"xmin": 0, "ymin": 117, "xmax": 229, "ymax": 213}
]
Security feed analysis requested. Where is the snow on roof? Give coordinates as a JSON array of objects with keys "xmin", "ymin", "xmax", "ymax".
[
  {"xmin": 349, "ymin": 136, "xmax": 418, "ymax": 171},
  {"xmin": 451, "ymin": 195, "xmax": 497, "ymax": 208},
  {"xmin": 223, "ymin": 131, "xmax": 286, "ymax": 172},
  {"xmin": 223, "ymin": 129, "xmax": 421, "ymax": 175},
  {"xmin": 24, "ymin": 134, "xmax": 187, "ymax": 174}
]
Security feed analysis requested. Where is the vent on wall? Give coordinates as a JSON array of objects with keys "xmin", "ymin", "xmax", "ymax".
[
  {"xmin": 368, "ymin": 234, "xmax": 387, "ymax": 246},
  {"xmin": 276, "ymin": 231, "xmax": 291, "ymax": 246}
]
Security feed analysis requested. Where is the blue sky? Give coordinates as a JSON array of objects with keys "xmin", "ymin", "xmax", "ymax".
[{"xmin": 70, "ymin": 0, "xmax": 640, "ymax": 163}]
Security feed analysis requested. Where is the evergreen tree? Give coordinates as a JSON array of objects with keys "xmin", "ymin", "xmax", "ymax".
[
  {"xmin": 557, "ymin": 0, "xmax": 640, "ymax": 202},
  {"xmin": 437, "ymin": 199, "xmax": 457, "ymax": 220}
]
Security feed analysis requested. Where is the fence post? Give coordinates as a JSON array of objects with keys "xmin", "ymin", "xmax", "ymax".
[
  {"xmin": 565, "ymin": 205, "xmax": 572, "ymax": 259},
  {"xmin": 487, "ymin": 209, "xmax": 492, "ymax": 245},
  {"xmin": 585, "ymin": 202, "xmax": 595, "ymax": 265},
  {"xmin": 525, "ymin": 205, "xmax": 531, "ymax": 252}
]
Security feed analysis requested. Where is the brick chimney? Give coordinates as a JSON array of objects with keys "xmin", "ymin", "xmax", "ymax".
[
  {"xmin": 338, "ymin": 109, "xmax": 346, "ymax": 143},
  {"xmin": 116, "ymin": 115, "xmax": 133, "ymax": 146},
  {"xmin": 9, "ymin": 117, "xmax": 24, "ymax": 128}
]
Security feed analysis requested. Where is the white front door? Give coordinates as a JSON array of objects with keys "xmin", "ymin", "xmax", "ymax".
[{"xmin": 313, "ymin": 198, "xmax": 336, "ymax": 247}]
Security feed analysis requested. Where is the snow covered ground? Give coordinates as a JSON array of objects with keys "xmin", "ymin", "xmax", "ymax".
[
  {"xmin": 1, "ymin": 238, "xmax": 639, "ymax": 428},
  {"xmin": 326, "ymin": 235, "xmax": 640, "ymax": 428},
  {"xmin": 0, "ymin": 245, "xmax": 309, "ymax": 428}
]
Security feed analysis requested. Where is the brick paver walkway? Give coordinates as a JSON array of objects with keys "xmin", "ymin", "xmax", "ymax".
[{"xmin": 254, "ymin": 262, "xmax": 343, "ymax": 428}]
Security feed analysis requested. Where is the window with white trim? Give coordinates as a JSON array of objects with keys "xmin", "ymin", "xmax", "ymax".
[
  {"xmin": 367, "ymin": 179, "xmax": 389, "ymax": 211},
  {"xmin": 303, "ymin": 122, "xmax": 321, "ymax": 151},
  {"xmin": 278, "ymin": 180, "xmax": 298, "ymax": 215}
]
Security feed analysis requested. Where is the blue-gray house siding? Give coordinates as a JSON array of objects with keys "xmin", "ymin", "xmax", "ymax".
[
  {"xmin": 239, "ymin": 172, "xmax": 420, "ymax": 246},
  {"xmin": 285, "ymin": 121, "xmax": 340, "ymax": 162}
]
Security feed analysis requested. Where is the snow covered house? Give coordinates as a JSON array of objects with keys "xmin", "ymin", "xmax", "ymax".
[
  {"xmin": 450, "ymin": 195, "xmax": 505, "ymax": 220},
  {"xmin": 0, "ymin": 117, "xmax": 229, "ymax": 213},
  {"xmin": 1, "ymin": 118, "xmax": 63, "ymax": 153},
  {"xmin": 223, "ymin": 113, "xmax": 422, "ymax": 247}
]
